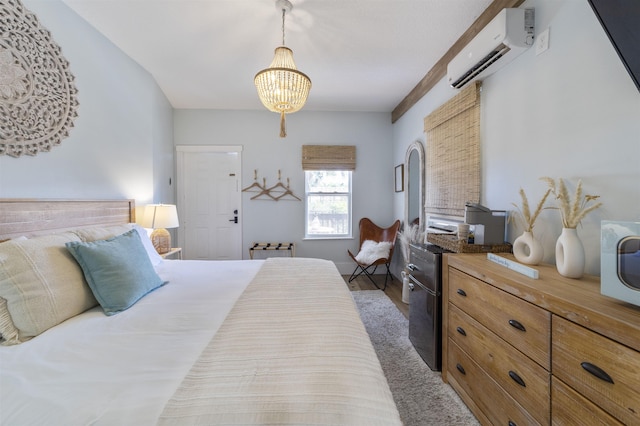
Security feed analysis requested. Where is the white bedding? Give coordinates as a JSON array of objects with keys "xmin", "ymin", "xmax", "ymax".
[
  {"xmin": 0, "ymin": 259, "xmax": 263, "ymax": 425},
  {"xmin": 1, "ymin": 257, "xmax": 401, "ymax": 426}
]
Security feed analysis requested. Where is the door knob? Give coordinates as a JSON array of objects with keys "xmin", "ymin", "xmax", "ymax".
[{"xmin": 229, "ymin": 209, "xmax": 238, "ymax": 223}]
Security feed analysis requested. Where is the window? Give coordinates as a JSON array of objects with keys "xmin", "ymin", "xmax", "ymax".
[{"xmin": 305, "ymin": 170, "xmax": 352, "ymax": 238}]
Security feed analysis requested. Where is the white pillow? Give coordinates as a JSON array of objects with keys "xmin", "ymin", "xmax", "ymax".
[
  {"xmin": 355, "ymin": 240, "xmax": 393, "ymax": 265},
  {"xmin": 131, "ymin": 224, "xmax": 163, "ymax": 266}
]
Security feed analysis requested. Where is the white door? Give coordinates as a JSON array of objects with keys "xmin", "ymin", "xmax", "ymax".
[{"xmin": 177, "ymin": 146, "xmax": 242, "ymax": 260}]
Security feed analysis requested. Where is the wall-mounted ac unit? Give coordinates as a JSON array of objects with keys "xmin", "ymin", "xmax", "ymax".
[{"xmin": 447, "ymin": 8, "xmax": 535, "ymax": 89}]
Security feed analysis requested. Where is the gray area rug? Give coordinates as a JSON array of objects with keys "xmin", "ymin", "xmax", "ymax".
[{"xmin": 352, "ymin": 290, "xmax": 479, "ymax": 426}]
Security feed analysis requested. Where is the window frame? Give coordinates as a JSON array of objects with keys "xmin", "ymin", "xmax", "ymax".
[{"xmin": 304, "ymin": 170, "xmax": 353, "ymax": 239}]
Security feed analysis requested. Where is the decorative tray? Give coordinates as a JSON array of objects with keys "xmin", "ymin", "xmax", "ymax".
[{"xmin": 427, "ymin": 233, "xmax": 512, "ymax": 254}]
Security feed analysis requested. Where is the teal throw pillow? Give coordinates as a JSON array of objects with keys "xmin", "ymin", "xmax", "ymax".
[{"xmin": 66, "ymin": 229, "xmax": 167, "ymax": 316}]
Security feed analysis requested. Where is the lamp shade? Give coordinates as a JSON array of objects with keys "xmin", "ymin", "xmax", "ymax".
[{"xmin": 141, "ymin": 204, "xmax": 179, "ymax": 229}]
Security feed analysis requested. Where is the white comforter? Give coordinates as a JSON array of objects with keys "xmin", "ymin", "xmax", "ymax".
[
  {"xmin": 0, "ymin": 260, "xmax": 262, "ymax": 425},
  {"xmin": 0, "ymin": 258, "xmax": 401, "ymax": 426}
]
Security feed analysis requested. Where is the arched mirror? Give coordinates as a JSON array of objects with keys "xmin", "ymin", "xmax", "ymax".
[{"xmin": 404, "ymin": 140, "xmax": 425, "ymax": 234}]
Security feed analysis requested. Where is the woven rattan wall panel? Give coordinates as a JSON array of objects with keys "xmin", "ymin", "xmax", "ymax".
[{"xmin": 423, "ymin": 81, "xmax": 481, "ymax": 217}]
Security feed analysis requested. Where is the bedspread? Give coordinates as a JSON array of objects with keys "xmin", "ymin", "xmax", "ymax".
[{"xmin": 159, "ymin": 257, "xmax": 402, "ymax": 425}]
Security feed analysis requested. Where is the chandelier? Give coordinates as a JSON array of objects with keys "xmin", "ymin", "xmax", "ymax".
[{"xmin": 254, "ymin": 0, "xmax": 311, "ymax": 138}]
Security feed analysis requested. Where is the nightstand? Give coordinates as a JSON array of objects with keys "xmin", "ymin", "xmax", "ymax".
[{"xmin": 160, "ymin": 247, "xmax": 182, "ymax": 259}]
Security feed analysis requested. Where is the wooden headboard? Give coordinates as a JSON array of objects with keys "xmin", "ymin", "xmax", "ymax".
[{"xmin": 0, "ymin": 199, "xmax": 135, "ymax": 241}]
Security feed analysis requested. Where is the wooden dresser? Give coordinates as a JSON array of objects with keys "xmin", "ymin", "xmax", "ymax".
[{"xmin": 442, "ymin": 253, "xmax": 640, "ymax": 426}]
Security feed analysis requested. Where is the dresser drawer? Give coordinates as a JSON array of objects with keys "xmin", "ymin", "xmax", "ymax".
[
  {"xmin": 551, "ymin": 376, "xmax": 622, "ymax": 426},
  {"xmin": 447, "ymin": 339, "xmax": 542, "ymax": 426},
  {"xmin": 552, "ymin": 316, "xmax": 640, "ymax": 425},
  {"xmin": 449, "ymin": 304, "xmax": 550, "ymax": 424},
  {"xmin": 448, "ymin": 268, "xmax": 551, "ymax": 369}
]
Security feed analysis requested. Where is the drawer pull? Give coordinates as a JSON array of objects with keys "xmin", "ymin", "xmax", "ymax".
[
  {"xmin": 508, "ymin": 319, "xmax": 526, "ymax": 332},
  {"xmin": 456, "ymin": 363, "xmax": 466, "ymax": 375},
  {"xmin": 508, "ymin": 421, "xmax": 517, "ymax": 426},
  {"xmin": 457, "ymin": 289, "xmax": 467, "ymax": 297},
  {"xmin": 508, "ymin": 370, "xmax": 526, "ymax": 387},
  {"xmin": 581, "ymin": 362, "xmax": 615, "ymax": 384},
  {"xmin": 407, "ymin": 263, "xmax": 418, "ymax": 271},
  {"xmin": 456, "ymin": 326, "xmax": 467, "ymax": 336}
]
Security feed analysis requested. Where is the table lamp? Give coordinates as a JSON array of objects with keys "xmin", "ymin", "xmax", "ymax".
[{"xmin": 141, "ymin": 204, "xmax": 179, "ymax": 254}]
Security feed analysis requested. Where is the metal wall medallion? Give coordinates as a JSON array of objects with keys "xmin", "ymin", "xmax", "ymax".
[{"xmin": 0, "ymin": 0, "xmax": 79, "ymax": 157}]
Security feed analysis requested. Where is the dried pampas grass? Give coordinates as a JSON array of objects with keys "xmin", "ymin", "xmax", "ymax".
[
  {"xmin": 541, "ymin": 177, "xmax": 603, "ymax": 229},
  {"xmin": 511, "ymin": 187, "xmax": 551, "ymax": 232},
  {"xmin": 398, "ymin": 223, "xmax": 423, "ymax": 264}
]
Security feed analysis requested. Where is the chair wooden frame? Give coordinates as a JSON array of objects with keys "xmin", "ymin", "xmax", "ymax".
[{"xmin": 347, "ymin": 218, "xmax": 401, "ymax": 290}]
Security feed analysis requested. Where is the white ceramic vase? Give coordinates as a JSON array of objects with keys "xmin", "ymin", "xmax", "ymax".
[
  {"xmin": 513, "ymin": 231, "xmax": 544, "ymax": 265},
  {"xmin": 401, "ymin": 270, "xmax": 410, "ymax": 304},
  {"xmin": 555, "ymin": 228, "xmax": 585, "ymax": 278}
]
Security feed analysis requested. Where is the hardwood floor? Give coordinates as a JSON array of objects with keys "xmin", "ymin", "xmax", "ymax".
[{"xmin": 343, "ymin": 273, "xmax": 409, "ymax": 319}]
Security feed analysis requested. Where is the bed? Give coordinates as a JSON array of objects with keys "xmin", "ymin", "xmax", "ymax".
[{"xmin": 0, "ymin": 199, "xmax": 401, "ymax": 425}]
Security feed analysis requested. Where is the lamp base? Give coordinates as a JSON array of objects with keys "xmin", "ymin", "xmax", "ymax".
[{"xmin": 150, "ymin": 228, "xmax": 171, "ymax": 254}]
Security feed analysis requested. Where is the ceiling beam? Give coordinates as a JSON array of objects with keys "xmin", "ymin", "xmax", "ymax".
[{"xmin": 391, "ymin": 0, "xmax": 526, "ymax": 123}]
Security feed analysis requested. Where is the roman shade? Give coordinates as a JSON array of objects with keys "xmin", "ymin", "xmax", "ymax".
[
  {"xmin": 302, "ymin": 145, "xmax": 356, "ymax": 171},
  {"xmin": 424, "ymin": 81, "xmax": 481, "ymax": 217}
]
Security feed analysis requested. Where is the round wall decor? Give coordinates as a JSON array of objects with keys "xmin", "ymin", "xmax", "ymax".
[{"xmin": 0, "ymin": 0, "xmax": 79, "ymax": 157}]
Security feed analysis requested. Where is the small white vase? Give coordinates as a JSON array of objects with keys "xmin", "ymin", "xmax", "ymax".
[
  {"xmin": 513, "ymin": 231, "xmax": 544, "ymax": 265},
  {"xmin": 401, "ymin": 270, "xmax": 410, "ymax": 304},
  {"xmin": 555, "ymin": 228, "xmax": 585, "ymax": 278}
]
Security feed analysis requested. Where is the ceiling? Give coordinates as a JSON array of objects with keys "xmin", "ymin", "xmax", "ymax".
[{"xmin": 62, "ymin": 0, "xmax": 493, "ymax": 113}]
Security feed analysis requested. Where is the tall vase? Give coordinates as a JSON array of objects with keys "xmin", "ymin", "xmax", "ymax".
[
  {"xmin": 513, "ymin": 231, "xmax": 544, "ymax": 265},
  {"xmin": 555, "ymin": 228, "xmax": 585, "ymax": 278},
  {"xmin": 401, "ymin": 270, "xmax": 410, "ymax": 304}
]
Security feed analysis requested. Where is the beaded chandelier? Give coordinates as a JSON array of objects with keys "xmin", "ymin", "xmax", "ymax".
[{"xmin": 254, "ymin": 0, "xmax": 311, "ymax": 138}]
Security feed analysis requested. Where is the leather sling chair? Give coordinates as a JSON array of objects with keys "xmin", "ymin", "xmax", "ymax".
[{"xmin": 347, "ymin": 218, "xmax": 401, "ymax": 290}]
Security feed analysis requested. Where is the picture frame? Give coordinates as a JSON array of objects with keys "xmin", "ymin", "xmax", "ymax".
[{"xmin": 395, "ymin": 164, "xmax": 404, "ymax": 192}]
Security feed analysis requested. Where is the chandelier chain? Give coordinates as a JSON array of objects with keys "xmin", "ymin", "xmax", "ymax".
[{"xmin": 281, "ymin": 7, "xmax": 286, "ymax": 46}]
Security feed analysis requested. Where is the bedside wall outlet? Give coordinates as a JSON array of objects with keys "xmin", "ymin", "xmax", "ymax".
[{"xmin": 536, "ymin": 27, "xmax": 550, "ymax": 56}]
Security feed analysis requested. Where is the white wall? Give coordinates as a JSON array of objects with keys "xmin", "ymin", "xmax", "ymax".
[
  {"xmin": 10, "ymin": 0, "xmax": 636, "ymax": 278},
  {"xmin": 393, "ymin": 0, "xmax": 640, "ymax": 276},
  {"xmin": 0, "ymin": 0, "xmax": 174, "ymax": 211},
  {"xmin": 173, "ymin": 109, "xmax": 395, "ymax": 272},
  {"xmin": 1, "ymin": 1, "xmax": 397, "ymax": 273}
]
